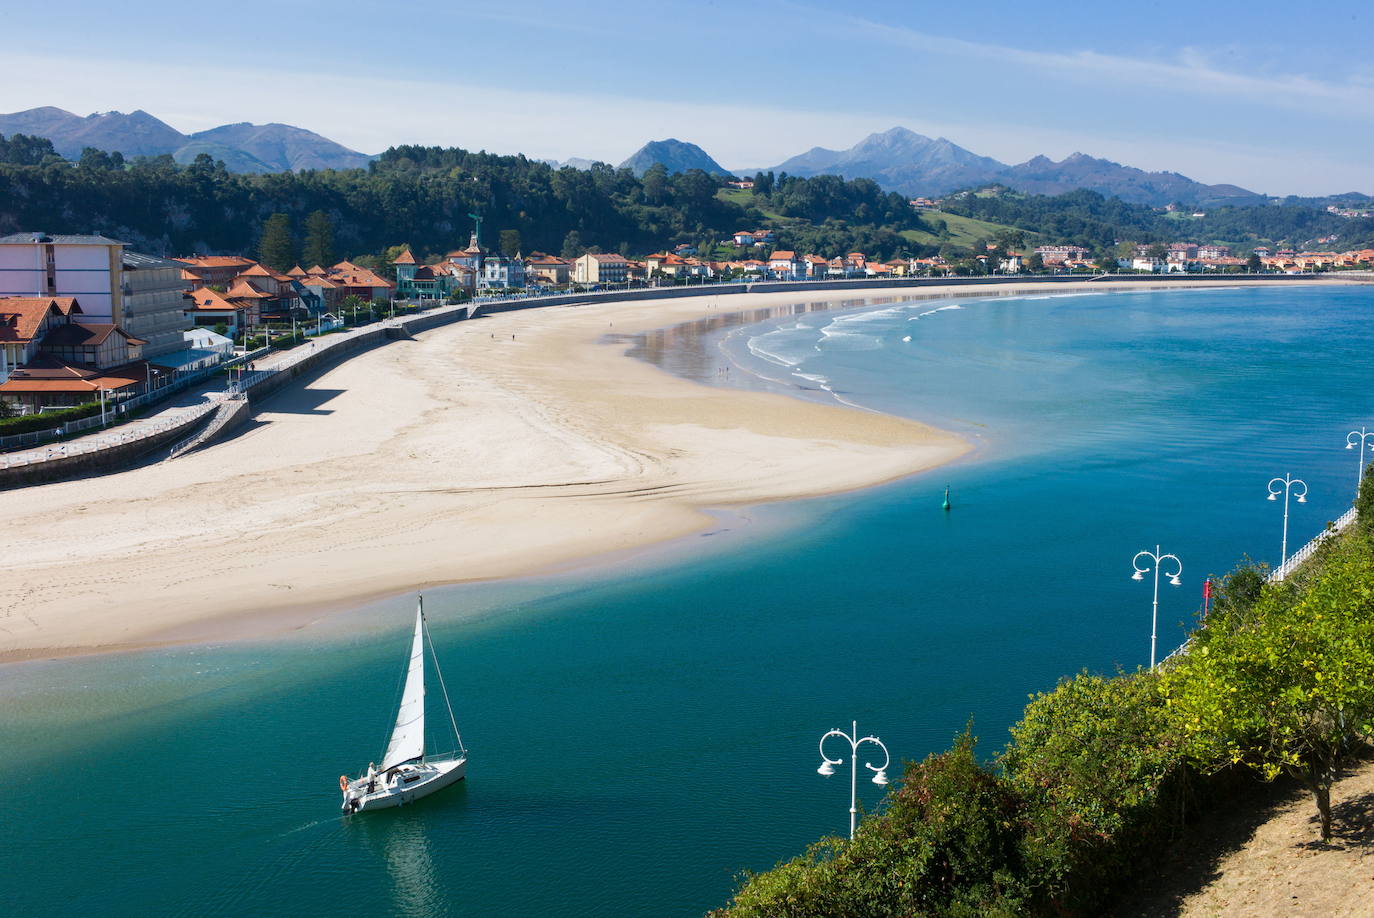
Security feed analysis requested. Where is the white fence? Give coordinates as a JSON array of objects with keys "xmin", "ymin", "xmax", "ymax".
[
  {"xmin": 1160, "ymin": 505, "xmax": 1360, "ymax": 665},
  {"xmin": 0, "ymin": 397, "xmax": 223, "ymax": 470},
  {"xmin": 1268, "ymin": 505, "xmax": 1359, "ymax": 583}
]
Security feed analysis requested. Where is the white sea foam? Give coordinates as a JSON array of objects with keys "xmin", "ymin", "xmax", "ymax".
[
  {"xmin": 746, "ymin": 331, "xmax": 804, "ymax": 367},
  {"xmin": 908, "ymin": 304, "xmax": 964, "ymax": 320}
]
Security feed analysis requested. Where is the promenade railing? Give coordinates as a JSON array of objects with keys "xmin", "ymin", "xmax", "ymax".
[{"xmin": 1159, "ymin": 505, "xmax": 1360, "ymax": 666}]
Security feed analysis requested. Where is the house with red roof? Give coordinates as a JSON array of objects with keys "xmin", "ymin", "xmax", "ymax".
[
  {"xmin": 185, "ymin": 286, "xmax": 259, "ymax": 334},
  {"xmin": 0, "ymin": 296, "xmax": 81, "ymax": 383},
  {"xmin": 525, "ymin": 253, "xmax": 572, "ymax": 286},
  {"xmin": 174, "ymin": 255, "xmax": 257, "ymax": 289},
  {"xmin": 0, "ymin": 295, "xmax": 152, "ymax": 411},
  {"xmin": 768, "ymin": 250, "xmax": 804, "ymax": 279},
  {"xmin": 573, "ymin": 253, "xmax": 628, "ymax": 285},
  {"xmin": 329, "ymin": 261, "xmax": 396, "ymax": 301}
]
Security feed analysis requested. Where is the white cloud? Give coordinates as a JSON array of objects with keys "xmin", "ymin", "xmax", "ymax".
[{"xmin": 829, "ymin": 13, "xmax": 1374, "ymax": 120}]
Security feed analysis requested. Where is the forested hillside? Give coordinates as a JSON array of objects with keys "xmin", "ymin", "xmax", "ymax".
[
  {"xmin": 0, "ymin": 135, "xmax": 932, "ymax": 262},
  {"xmin": 4, "ymin": 132, "xmax": 1368, "ymax": 264},
  {"xmin": 942, "ymin": 186, "xmax": 1374, "ymax": 252}
]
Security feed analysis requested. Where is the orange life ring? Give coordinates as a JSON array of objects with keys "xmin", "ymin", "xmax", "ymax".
[{"xmin": 339, "ymin": 775, "xmax": 350, "ymax": 793}]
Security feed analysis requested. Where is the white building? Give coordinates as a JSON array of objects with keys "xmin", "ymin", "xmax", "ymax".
[
  {"xmin": 0, "ymin": 232, "xmax": 126, "ymax": 325},
  {"xmin": 574, "ymin": 253, "xmax": 628, "ymax": 285}
]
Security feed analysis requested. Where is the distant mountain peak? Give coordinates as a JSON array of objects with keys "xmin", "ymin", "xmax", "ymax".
[
  {"xmin": 759, "ymin": 126, "xmax": 1262, "ymax": 206},
  {"xmin": 0, "ymin": 106, "xmax": 372, "ymax": 173},
  {"xmin": 619, "ymin": 139, "xmax": 729, "ymax": 177}
]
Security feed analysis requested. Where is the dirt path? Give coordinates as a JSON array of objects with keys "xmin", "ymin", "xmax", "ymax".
[{"xmin": 1118, "ymin": 758, "xmax": 1374, "ymax": 916}]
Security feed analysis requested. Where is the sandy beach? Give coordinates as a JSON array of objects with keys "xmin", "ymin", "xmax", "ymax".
[{"xmin": 0, "ymin": 279, "xmax": 1338, "ymax": 662}]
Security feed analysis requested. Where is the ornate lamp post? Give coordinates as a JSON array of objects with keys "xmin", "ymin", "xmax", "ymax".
[
  {"xmin": 1267, "ymin": 474, "xmax": 1308, "ymax": 567},
  {"xmin": 1346, "ymin": 428, "xmax": 1374, "ymax": 489},
  {"xmin": 817, "ymin": 721, "xmax": 890, "ymax": 839},
  {"xmin": 1131, "ymin": 546, "xmax": 1182, "ymax": 669}
]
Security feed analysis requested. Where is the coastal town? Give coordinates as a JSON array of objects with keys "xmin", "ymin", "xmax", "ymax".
[
  {"xmin": 7, "ymin": 0, "xmax": 1374, "ymax": 911},
  {"xmin": 4, "ymin": 221, "xmax": 1373, "ymax": 420}
]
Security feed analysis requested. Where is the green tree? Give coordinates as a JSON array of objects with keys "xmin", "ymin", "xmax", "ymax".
[
  {"xmin": 560, "ymin": 230, "xmax": 585, "ymax": 259},
  {"xmin": 1001, "ymin": 669, "xmax": 1188, "ymax": 910},
  {"xmin": 0, "ymin": 132, "xmax": 60, "ymax": 166},
  {"xmin": 642, "ymin": 163, "xmax": 669, "ymax": 206},
  {"xmin": 257, "ymin": 213, "xmax": 294, "ymax": 271},
  {"xmin": 1025, "ymin": 252, "xmax": 1045, "ymax": 272},
  {"xmin": 715, "ymin": 732, "xmax": 1026, "ymax": 918},
  {"xmin": 302, "ymin": 210, "xmax": 335, "ymax": 268},
  {"xmin": 1161, "ymin": 533, "xmax": 1374, "ymax": 840},
  {"xmin": 77, "ymin": 147, "xmax": 120, "ymax": 171},
  {"xmin": 1146, "ymin": 242, "xmax": 1168, "ymax": 261},
  {"xmin": 499, "ymin": 228, "xmax": 522, "ymax": 258},
  {"xmin": 1246, "ymin": 252, "xmax": 1263, "ymax": 272}
]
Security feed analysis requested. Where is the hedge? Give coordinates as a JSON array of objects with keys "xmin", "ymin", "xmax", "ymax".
[{"xmin": 0, "ymin": 401, "xmax": 102, "ymax": 436}]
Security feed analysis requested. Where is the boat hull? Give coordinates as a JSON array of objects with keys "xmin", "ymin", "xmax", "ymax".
[{"xmin": 342, "ymin": 756, "xmax": 466, "ymax": 814}]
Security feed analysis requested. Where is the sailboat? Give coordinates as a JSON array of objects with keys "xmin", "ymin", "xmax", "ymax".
[{"xmin": 340, "ymin": 597, "xmax": 467, "ymax": 814}]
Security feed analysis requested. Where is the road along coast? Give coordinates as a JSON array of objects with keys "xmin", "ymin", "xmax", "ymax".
[{"xmin": 0, "ymin": 279, "xmax": 1345, "ymax": 663}]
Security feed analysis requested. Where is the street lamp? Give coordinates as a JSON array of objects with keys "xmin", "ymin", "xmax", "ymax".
[
  {"xmin": 817, "ymin": 720, "xmax": 890, "ymax": 840},
  {"xmin": 1346, "ymin": 428, "xmax": 1374, "ymax": 489},
  {"xmin": 1267, "ymin": 474, "xmax": 1308, "ymax": 567},
  {"xmin": 1131, "ymin": 545, "xmax": 1182, "ymax": 669}
]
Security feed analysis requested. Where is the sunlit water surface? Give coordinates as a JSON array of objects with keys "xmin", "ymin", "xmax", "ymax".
[{"xmin": 3, "ymin": 284, "xmax": 1371, "ymax": 917}]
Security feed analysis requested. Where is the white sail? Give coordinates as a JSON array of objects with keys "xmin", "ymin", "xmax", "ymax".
[{"xmin": 381, "ymin": 603, "xmax": 426, "ymax": 770}]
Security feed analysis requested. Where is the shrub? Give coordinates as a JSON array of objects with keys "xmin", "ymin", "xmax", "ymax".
[
  {"xmin": 1001, "ymin": 670, "xmax": 1190, "ymax": 913},
  {"xmin": 0, "ymin": 401, "xmax": 102, "ymax": 436},
  {"xmin": 1161, "ymin": 531, "xmax": 1374, "ymax": 840},
  {"xmin": 714, "ymin": 733, "xmax": 1026, "ymax": 918},
  {"xmin": 1356, "ymin": 465, "xmax": 1374, "ymax": 535}
]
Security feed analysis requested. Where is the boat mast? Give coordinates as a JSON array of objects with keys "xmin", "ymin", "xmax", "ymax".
[{"xmin": 422, "ymin": 599, "xmax": 467, "ymax": 756}]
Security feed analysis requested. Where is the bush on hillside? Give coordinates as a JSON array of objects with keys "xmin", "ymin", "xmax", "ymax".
[
  {"xmin": 1162, "ymin": 531, "xmax": 1374, "ymax": 839},
  {"xmin": 1001, "ymin": 670, "xmax": 1191, "ymax": 913},
  {"xmin": 1355, "ymin": 464, "xmax": 1374, "ymax": 535},
  {"xmin": 713, "ymin": 734, "xmax": 1026, "ymax": 918}
]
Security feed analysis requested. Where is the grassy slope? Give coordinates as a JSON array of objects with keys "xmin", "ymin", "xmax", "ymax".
[
  {"xmin": 903, "ymin": 211, "xmax": 1034, "ymax": 247},
  {"xmin": 717, "ymin": 188, "xmax": 1026, "ymax": 250}
]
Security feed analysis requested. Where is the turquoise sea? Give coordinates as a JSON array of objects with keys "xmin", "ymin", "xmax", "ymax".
[{"xmin": 2, "ymin": 284, "xmax": 1371, "ymax": 917}]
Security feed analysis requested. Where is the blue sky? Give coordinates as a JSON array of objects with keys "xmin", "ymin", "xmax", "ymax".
[{"xmin": 2, "ymin": 0, "xmax": 1371, "ymax": 194}]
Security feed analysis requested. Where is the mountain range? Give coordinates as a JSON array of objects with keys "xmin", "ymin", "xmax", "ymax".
[
  {"xmin": 0, "ymin": 107, "xmax": 1272, "ymax": 205},
  {"xmin": 0, "ymin": 107, "xmax": 373, "ymax": 173},
  {"xmin": 754, "ymin": 127, "xmax": 1263, "ymax": 207},
  {"xmin": 619, "ymin": 139, "xmax": 728, "ymax": 177}
]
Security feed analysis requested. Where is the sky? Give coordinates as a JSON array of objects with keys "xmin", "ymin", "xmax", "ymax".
[{"xmin": 2, "ymin": 0, "xmax": 1371, "ymax": 195}]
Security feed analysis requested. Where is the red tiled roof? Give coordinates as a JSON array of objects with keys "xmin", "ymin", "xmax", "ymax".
[
  {"xmin": 174, "ymin": 255, "xmax": 255, "ymax": 269},
  {"xmin": 227, "ymin": 279, "xmax": 272, "ymax": 299},
  {"xmin": 186, "ymin": 287, "xmax": 242, "ymax": 311},
  {"xmin": 0, "ymin": 355, "xmax": 146, "ymax": 393},
  {"xmin": 0, "ymin": 296, "xmax": 81, "ymax": 344},
  {"xmin": 393, "ymin": 249, "xmax": 417, "ymax": 265}
]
